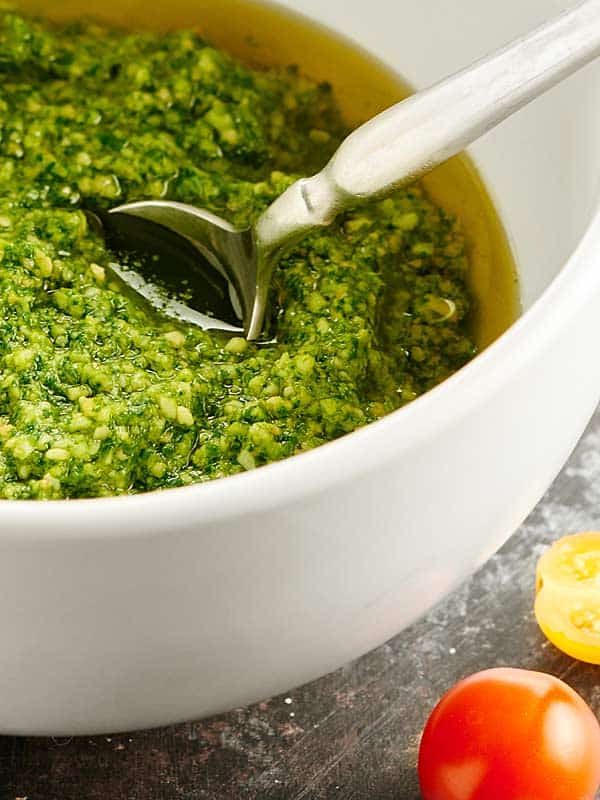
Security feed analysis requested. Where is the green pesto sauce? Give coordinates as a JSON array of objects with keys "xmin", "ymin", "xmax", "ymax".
[{"xmin": 0, "ymin": 10, "xmax": 477, "ymax": 499}]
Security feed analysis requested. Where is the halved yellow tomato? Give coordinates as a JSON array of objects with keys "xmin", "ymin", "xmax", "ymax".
[{"xmin": 535, "ymin": 532, "xmax": 600, "ymax": 664}]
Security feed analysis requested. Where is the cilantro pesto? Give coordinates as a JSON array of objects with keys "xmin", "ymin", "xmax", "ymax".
[{"xmin": 0, "ymin": 10, "xmax": 477, "ymax": 499}]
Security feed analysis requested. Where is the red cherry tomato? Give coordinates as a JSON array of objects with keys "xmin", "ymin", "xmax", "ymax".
[{"xmin": 418, "ymin": 668, "xmax": 600, "ymax": 800}]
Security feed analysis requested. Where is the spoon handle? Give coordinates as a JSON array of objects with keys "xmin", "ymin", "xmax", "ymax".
[
  {"xmin": 253, "ymin": 0, "xmax": 600, "ymax": 285},
  {"xmin": 316, "ymin": 0, "xmax": 600, "ymax": 202}
]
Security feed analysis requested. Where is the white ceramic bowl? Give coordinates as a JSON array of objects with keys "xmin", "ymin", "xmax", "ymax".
[{"xmin": 2, "ymin": 0, "xmax": 600, "ymax": 735}]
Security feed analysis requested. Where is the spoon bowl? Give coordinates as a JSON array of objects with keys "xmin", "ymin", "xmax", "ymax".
[{"xmin": 90, "ymin": 202, "xmax": 254, "ymax": 334}]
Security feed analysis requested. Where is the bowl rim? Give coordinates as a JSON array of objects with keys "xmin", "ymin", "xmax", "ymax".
[{"xmin": 1, "ymin": 195, "xmax": 599, "ymax": 539}]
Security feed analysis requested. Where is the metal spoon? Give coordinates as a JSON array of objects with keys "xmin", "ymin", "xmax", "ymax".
[{"xmin": 94, "ymin": 0, "xmax": 600, "ymax": 340}]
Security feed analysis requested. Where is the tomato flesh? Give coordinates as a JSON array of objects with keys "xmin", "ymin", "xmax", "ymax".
[
  {"xmin": 418, "ymin": 668, "xmax": 600, "ymax": 800},
  {"xmin": 536, "ymin": 532, "xmax": 600, "ymax": 664}
]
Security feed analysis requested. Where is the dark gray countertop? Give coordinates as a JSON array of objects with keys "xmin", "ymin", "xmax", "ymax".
[{"xmin": 3, "ymin": 407, "xmax": 600, "ymax": 800}]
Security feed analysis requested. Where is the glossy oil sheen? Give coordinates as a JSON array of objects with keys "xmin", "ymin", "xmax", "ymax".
[{"xmin": 16, "ymin": 0, "xmax": 520, "ymax": 349}]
